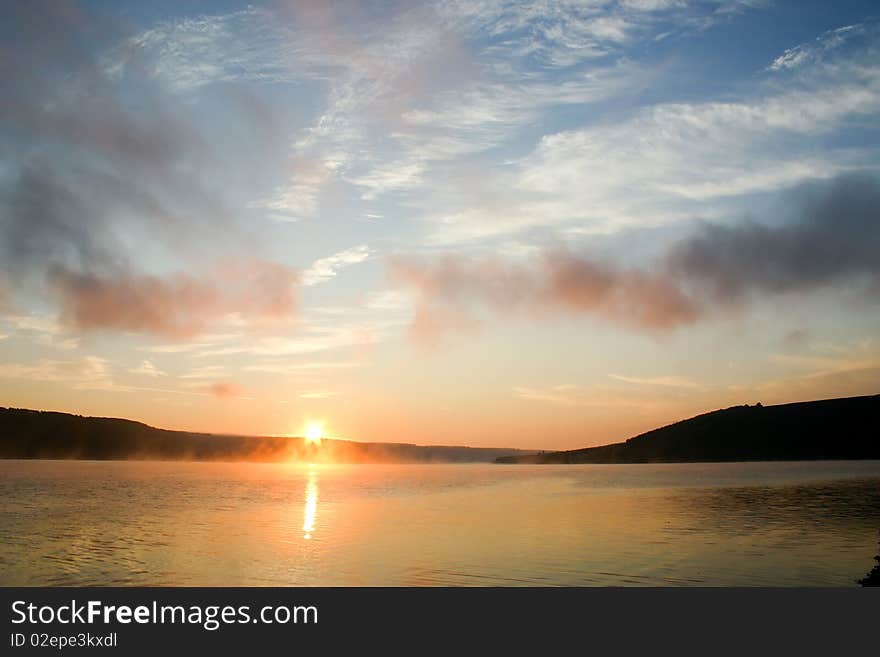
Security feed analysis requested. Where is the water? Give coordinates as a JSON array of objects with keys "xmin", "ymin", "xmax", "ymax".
[{"xmin": 1, "ymin": 460, "xmax": 879, "ymax": 586}]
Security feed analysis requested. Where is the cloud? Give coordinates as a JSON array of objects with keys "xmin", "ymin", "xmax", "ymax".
[
  {"xmin": 136, "ymin": 1, "xmax": 663, "ymax": 215},
  {"xmin": 249, "ymin": 155, "xmax": 347, "ymax": 221},
  {"xmin": 88, "ymin": 0, "xmax": 768, "ymax": 231},
  {"xmin": 348, "ymin": 161, "xmax": 427, "ymax": 199},
  {"xmin": 667, "ymin": 173, "xmax": 880, "ymax": 303},
  {"xmin": 5, "ymin": 0, "xmax": 877, "ymax": 365},
  {"xmin": 542, "ymin": 252, "xmax": 702, "ymax": 328},
  {"xmin": 115, "ymin": 7, "xmax": 309, "ymax": 92},
  {"xmin": 0, "ymin": 3, "xmax": 298, "ymax": 342},
  {"xmin": 436, "ymin": 0, "xmax": 752, "ymax": 69},
  {"xmin": 347, "ymin": 61, "xmax": 647, "ymax": 202},
  {"xmin": 513, "ymin": 384, "xmax": 585, "ymax": 406},
  {"xmin": 50, "ymin": 260, "xmax": 298, "ymax": 339},
  {"xmin": 243, "ymin": 361, "xmax": 359, "ymax": 373},
  {"xmin": 261, "ymin": 3, "xmax": 475, "ymax": 210},
  {"xmin": 2, "ymin": 314, "xmax": 80, "ymax": 350},
  {"xmin": 0, "ymin": 356, "xmax": 114, "ymax": 389},
  {"xmin": 391, "ymin": 172, "xmax": 880, "ymax": 343},
  {"xmin": 138, "ymin": 333, "xmax": 241, "ymax": 354},
  {"xmin": 421, "ymin": 30, "xmax": 880, "ymax": 245},
  {"xmin": 608, "ymin": 374, "xmax": 700, "ymax": 388},
  {"xmin": 389, "ymin": 249, "xmax": 701, "ymax": 344},
  {"xmin": 768, "ymin": 20, "xmax": 876, "ymax": 71},
  {"xmin": 301, "ymin": 245, "xmax": 373, "ymax": 286},
  {"xmin": 130, "ymin": 360, "xmax": 167, "ymax": 377},
  {"xmin": 512, "ymin": 382, "xmax": 680, "ymax": 409},
  {"xmin": 206, "ymin": 381, "xmax": 244, "ymax": 399},
  {"xmin": 194, "ymin": 320, "xmax": 388, "ymax": 358},
  {"xmin": 0, "ymin": 3, "xmax": 217, "ymax": 279},
  {"xmin": 770, "ymin": 338, "xmax": 880, "ymax": 379}
]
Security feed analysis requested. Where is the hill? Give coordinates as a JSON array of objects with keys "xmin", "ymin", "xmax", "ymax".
[
  {"xmin": 496, "ymin": 394, "xmax": 880, "ymax": 463},
  {"xmin": 0, "ymin": 407, "xmax": 532, "ymax": 463}
]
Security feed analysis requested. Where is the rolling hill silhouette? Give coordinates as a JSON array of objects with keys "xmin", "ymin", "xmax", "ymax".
[
  {"xmin": 0, "ymin": 407, "xmax": 531, "ymax": 463},
  {"xmin": 496, "ymin": 394, "xmax": 880, "ymax": 463}
]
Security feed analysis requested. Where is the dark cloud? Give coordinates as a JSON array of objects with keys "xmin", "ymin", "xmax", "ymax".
[
  {"xmin": 50, "ymin": 261, "xmax": 298, "ymax": 339},
  {"xmin": 389, "ymin": 251, "xmax": 701, "ymax": 345},
  {"xmin": 667, "ymin": 172, "xmax": 880, "ymax": 302},
  {"xmin": 4, "ymin": 166, "xmax": 119, "ymax": 273},
  {"xmin": 0, "ymin": 2, "xmax": 299, "ymax": 336},
  {"xmin": 0, "ymin": 2, "xmax": 209, "ymax": 272},
  {"xmin": 544, "ymin": 253, "xmax": 701, "ymax": 329},
  {"xmin": 391, "ymin": 172, "xmax": 880, "ymax": 344}
]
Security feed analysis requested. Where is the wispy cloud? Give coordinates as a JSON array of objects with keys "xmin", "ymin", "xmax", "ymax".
[
  {"xmin": 113, "ymin": 7, "xmax": 311, "ymax": 91},
  {"xmin": 2, "ymin": 314, "xmax": 80, "ymax": 350},
  {"xmin": 302, "ymin": 245, "xmax": 373, "ymax": 286},
  {"xmin": 512, "ymin": 382, "xmax": 681, "ymax": 409},
  {"xmin": 194, "ymin": 321, "xmax": 385, "ymax": 358},
  {"xmin": 768, "ymin": 20, "xmax": 876, "ymax": 71},
  {"xmin": 0, "ymin": 355, "xmax": 220, "ymax": 397},
  {"xmin": 249, "ymin": 155, "xmax": 346, "ymax": 221},
  {"xmin": 420, "ymin": 28, "xmax": 880, "ymax": 245},
  {"xmin": 0, "ymin": 356, "xmax": 114, "ymax": 389},
  {"xmin": 513, "ymin": 384, "xmax": 585, "ymax": 406},
  {"xmin": 770, "ymin": 339, "xmax": 880, "ymax": 379},
  {"xmin": 435, "ymin": 0, "xmax": 751, "ymax": 68},
  {"xmin": 130, "ymin": 360, "xmax": 167, "ymax": 377},
  {"xmin": 242, "ymin": 361, "xmax": 359, "ymax": 374},
  {"xmin": 609, "ymin": 374, "xmax": 700, "ymax": 388},
  {"xmin": 140, "ymin": 334, "xmax": 240, "ymax": 354}
]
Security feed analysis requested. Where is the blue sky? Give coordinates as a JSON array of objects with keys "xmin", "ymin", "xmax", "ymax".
[{"xmin": 1, "ymin": 1, "xmax": 879, "ymax": 447}]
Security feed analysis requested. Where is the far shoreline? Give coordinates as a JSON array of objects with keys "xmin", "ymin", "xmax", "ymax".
[
  {"xmin": 3, "ymin": 457, "xmax": 880, "ymax": 468},
  {"xmin": 2, "ymin": 393, "xmax": 877, "ymax": 465}
]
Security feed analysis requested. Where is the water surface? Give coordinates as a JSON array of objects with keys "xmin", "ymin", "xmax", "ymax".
[{"xmin": 1, "ymin": 459, "xmax": 878, "ymax": 586}]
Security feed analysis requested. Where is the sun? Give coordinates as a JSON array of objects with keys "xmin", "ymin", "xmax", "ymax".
[{"xmin": 304, "ymin": 422, "xmax": 323, "ymax": 446}]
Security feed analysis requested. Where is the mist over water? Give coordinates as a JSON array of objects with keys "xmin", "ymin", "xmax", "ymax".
[{"xmin": 1, "ymin": 460, "xmax": 878, "ymax": 586}]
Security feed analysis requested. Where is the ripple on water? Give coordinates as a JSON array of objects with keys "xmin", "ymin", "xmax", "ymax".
[{"xmin": 1, "ymin": 460, "xmax": 879, "ymax": 586}]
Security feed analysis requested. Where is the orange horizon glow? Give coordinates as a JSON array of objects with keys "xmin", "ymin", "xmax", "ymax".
[{"xmin": 4, "ymin": 382, "xmax": 880, "ymax": 452}]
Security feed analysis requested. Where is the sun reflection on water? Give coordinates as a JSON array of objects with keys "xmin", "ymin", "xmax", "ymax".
[{"xmin": 302, "ymin": 467, "xmax": 318, "ymax": 540}]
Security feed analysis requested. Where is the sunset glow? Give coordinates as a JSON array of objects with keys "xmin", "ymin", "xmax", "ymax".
[
  {"xmin": 302, "ymin": 468, "xmax": 318, "ymax": 540},
  {"xmin": 305, "ymin": 424, "xmax": 324, "ymax": 447},
  {"xmin": 0, "ymin": 1, "xmax": 878, "ymax": 451},
  {"xmin": 2, "ymin": 0, "xmax": 880, "ymax": 604}
]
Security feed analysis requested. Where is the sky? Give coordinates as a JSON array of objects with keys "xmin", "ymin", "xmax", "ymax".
[{"xmin": 1, "ymin": 0, "xmax": 879, "ymax": 449}]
